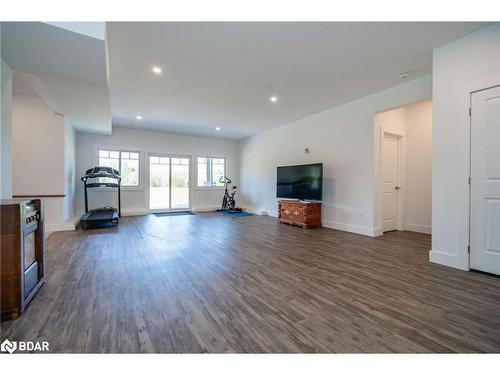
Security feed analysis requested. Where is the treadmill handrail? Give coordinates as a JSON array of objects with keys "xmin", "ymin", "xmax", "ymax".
[
  {"xmin": 81, "ymin": 166, "xmax": 121, "ymax": 181},
  {"xmin": 85, "ymin": 182, "xmax": 120, "ymax": 188}
]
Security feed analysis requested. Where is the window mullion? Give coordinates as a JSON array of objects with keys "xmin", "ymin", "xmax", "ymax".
[{"xmin": 207, "ymin": 159, "xmax": 212, "ymax": 186}]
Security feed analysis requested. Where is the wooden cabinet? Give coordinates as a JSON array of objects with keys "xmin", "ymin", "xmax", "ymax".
[
  {"xmin": 278, "ymin": 200, "xmax": 321, "ymax": 228},
  {"xmin": 0, "ymin": 199, "xmax": 45, "ymax": 321}
]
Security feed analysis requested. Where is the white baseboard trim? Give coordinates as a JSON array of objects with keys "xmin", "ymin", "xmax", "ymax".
[
  {"xmin": 405, "ymin": 223, "xmax": 432, "ymax": 234},
  {"xmin": 322, "ymin": 220, "xmax": 377, "ymax": 237},
  {"xmin": 45, "ymin": 216, "xmax": 79, "ymax": 236},
  {"xmin": 192, "ymin": 206, "xmax": 219, "ymax": 213},
  {"xmin": 240, "ymin": 207, "xmax": 272, "ymax": 216},
  {"xmin": 243, "ymin": 207, "xmax": 377, "ymax": 236},
  {"xmin": 429, "ymin": 249, "xmax": 469, "ymax": 271},
  {"xmin": 122, "ymin": 209, "xmax": 148, "ymax": 216}
]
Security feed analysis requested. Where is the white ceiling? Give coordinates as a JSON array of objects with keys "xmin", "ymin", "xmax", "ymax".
[
  {"xmin": 107, "ymin": 22, "xmax": 489, "ymax": 139},
  {"xmin": 11, "ymin": 71, "xmax": 111, "ymax": 134},
  {"xmin": 1, "ymin": 22, "xmax": 107, "ymax": 87},
  {"xmin": 1, "ymin": 22, "xmax": 112, "ymax": 134},
  {"xmin": 24, "ymin": 73, "xmax": 111, "ymax": 134},
  {"xmin": 1, "ymin": 22, "xmax": 491, "ymax": 139},
  {"xmin": 44, "ymin": 22, "xmax": 105, "ymax": 41}
]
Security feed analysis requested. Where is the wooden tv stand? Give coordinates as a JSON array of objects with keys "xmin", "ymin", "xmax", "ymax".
[{"xmin": 278, "ymin": 200, "xmax": 321, "ymax": 228}]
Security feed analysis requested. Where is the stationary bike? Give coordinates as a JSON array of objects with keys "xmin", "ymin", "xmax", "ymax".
[{"xmin": 219, "ymin": 176, "xmax": 242, "ymax": 212}]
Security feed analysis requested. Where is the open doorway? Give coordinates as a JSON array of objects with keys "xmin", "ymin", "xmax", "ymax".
[{"xmin": 373, "ymin": 99, "xmax": 432, "ymax": 236}]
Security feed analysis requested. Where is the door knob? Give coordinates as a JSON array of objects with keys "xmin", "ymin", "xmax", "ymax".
[{"xmin": 395, "ymin": 186, "xmax": 400, "ymax": 190}]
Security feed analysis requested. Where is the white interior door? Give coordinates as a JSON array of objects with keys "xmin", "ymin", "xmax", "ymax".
[
  {"xmin": 382, "ymin": 133, "xmax": 400, "ymax": 232},
  {"xmin": 470, "ymin": 86, "xmax": 500, "ymax": 275}
]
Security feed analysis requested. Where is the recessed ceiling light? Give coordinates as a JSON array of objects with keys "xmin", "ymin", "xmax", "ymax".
[
  {"xmin": 398, "ymin": 72, "xmax": 410, "ymax": 80},
  {"xmin": 152, "ymin": 66, "xmax": 162, "ymax": 74},
  {"xmin": 270, "ymin": 96, "xmax": 278, "ymax": 103},
  {"xmin": 215, "ymin": 127, "xmax": 221, "ymax": 131},
  {"xmin": 136, "ymin": 115, "xmax": 143, "ymax": 120}
]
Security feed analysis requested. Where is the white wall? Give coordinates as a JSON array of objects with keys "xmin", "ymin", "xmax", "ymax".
[
  {"xmin": 11, "ymin": 94, "xmax": 69, "ymax": 231},
  {"xmin": 374, "ymin": 99, "xmax": 432, "ymax": 235},
  {"xmin": 376, "ymin": 107, "xmax": 407, "ymax": 135},
  {"xmin": 63, "ymin": 118, "xmax": 76, "ymax": 222},
  {"xmin": 75, "ymin": 127, "xmax": 239, "ymax": 215},
  {"xmin": 238, "ymin": 76, "xmax": 432, "ymax": 236},
  {"xmin": 1, "ymin": 59, "xmax": 13, "ymax": 199},
  {"xmin": 405, "ymin": 100, "xmax": 432, "ymax": 233},
  {"xmin": 12, "ymin": 94, "xmax": 65, "ymax": 195},
  {"xmin": 431, "ymin": 23, "xmax": 500, "ymax": 270}
]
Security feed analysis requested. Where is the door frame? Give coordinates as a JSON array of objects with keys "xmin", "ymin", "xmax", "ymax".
[
  {"xmin": 380, "ymin": 131, "xmax": 405, "ymax": 233},
  {"xmin": 373, "ymin": 110, "xmax": 408, "ymax": 237},
  {"xmin": 147, "ymin": 152, "xmax": 193, "ymax": 213},
  {"xmin": 468, "ymin": 84, "xmax": 500, "ymax": 272}
]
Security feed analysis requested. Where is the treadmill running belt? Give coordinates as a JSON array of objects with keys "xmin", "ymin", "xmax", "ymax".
[{"xmin": 87, "ymin": 210, "xmax": 114, "ymax": 220}]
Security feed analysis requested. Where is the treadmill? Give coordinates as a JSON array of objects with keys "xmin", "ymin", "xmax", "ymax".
[{"xmin": 76, "ymin": 167, "xmax": 121, "ymax": 229}]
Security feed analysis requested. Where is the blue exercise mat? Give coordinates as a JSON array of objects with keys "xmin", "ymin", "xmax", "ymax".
[
  {"xmin": 220, "ymin": 210, "xmax": 253, "ymax": 217},
  {"xmin": 230, "ymin": 212, "xmax": 253, "ymax": 218}
]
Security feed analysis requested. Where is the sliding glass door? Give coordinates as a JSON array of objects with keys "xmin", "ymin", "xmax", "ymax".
[
  {"xmin": 170, "ymin": 157, "xmax": 190, "ymax": 209},
  {"xmin": 149, "ymin": 156, "xmax": 170, "ymax": 210},
  {"xmin": 149, "ymin": 154, "xmax": 190, "ymax": 211}
]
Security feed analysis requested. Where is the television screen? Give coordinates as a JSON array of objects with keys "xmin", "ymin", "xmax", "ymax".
[{"xmin": 276, "ymin": 163, "xmax": 323, "ymax": 201}]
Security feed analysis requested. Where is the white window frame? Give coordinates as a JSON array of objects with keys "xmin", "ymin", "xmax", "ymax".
[
  {"xmin": 95, "ymin": 145, "xmax": 143, "ymax": 190},
  {"xmin": 196, "ymin": 156, "xmax": 227, "ymax": 190}
]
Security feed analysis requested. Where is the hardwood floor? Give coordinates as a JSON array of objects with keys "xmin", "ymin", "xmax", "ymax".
[{"xmin": 2, "ymin": 213, "xmax": 500, "ymax": 353}]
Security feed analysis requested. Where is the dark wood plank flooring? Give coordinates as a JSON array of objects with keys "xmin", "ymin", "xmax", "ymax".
[{"xmin": 2, "ymin": 213, "xmax": 500, "ymax": 353}]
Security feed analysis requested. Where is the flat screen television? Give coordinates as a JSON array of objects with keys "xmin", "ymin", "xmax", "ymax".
[{"xmin": 276, "ymin": 163, "xmax": 323, "ymax": 201}]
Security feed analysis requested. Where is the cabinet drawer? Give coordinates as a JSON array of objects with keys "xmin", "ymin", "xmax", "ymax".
[
  {"xmin": 280, "ymin": 204, "xmax": 304, "ymax": 222},
  {"xmin": 278, "ymin": 201, "xmax": 321, "ymax": 228}
]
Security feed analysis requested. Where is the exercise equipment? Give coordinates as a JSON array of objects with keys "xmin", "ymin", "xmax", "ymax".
[
  {"xmin": 219, "ymin": 176, "xmax": 242, "ymax": 213},
  {"xmin": 76, "ymin": 167, "xmax": 121, "ymax": 229}
]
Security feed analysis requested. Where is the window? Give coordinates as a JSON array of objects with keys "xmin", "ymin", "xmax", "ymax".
[
  {"xmin": 98, "ymin": 149, "xmax": 140, "ymax": 187},
  {"xmin": 197, "ymin": 157, "xmax": 226, "ymax": 187}
]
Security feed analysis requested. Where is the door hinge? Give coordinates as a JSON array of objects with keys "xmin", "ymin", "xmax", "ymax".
[
  {"xmin": 469, "ymin": 107, "xmax": 472, "ymax": 117},
  {"xmin": 468, "ymin": 245, "xmax": 470, "ymax": 253},
  {"xmin": 468, "ymin": 177, "xmax": 471, "ymax": 185}
]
